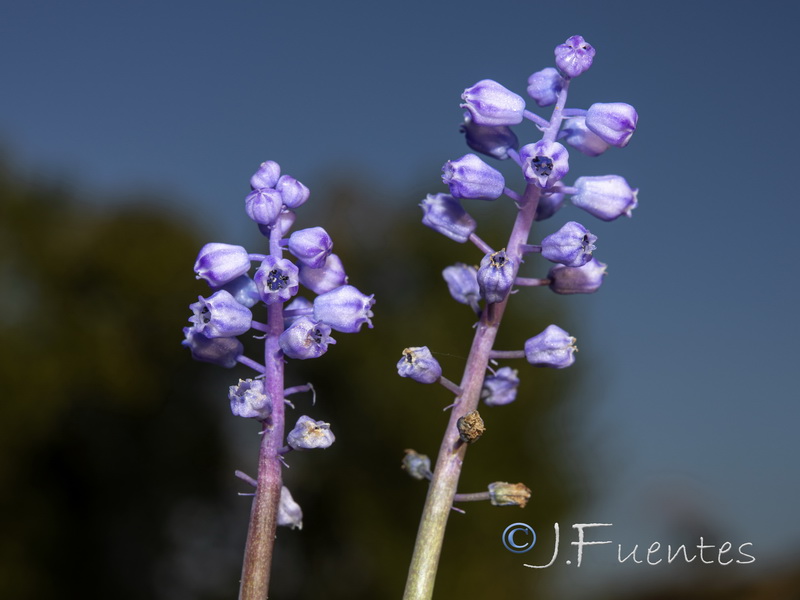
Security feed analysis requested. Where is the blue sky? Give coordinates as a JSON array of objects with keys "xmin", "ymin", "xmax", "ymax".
[{"xmin": 3, "ymin": 0, "xmax": 800, "ymax": 594}]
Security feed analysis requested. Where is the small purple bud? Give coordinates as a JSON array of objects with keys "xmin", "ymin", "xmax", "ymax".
[
  {"xmin": 541, "ymin": 221, "xmax": 597, "ymax": 267},
  {"xmin": 277, "ymin": 486, "xmax": 303, "ymax": 530},
  {"xmin": 442, "ymin": 263, "xmax": 480, "ymax": 308},
  {"xmin": 535, "ymin": 191, "xmax": 566, "ymax": 221},
  {"xmin": 287, "ymin": 226, "xmax": 333, "ymax": 269},
  {"xmin": 481, "ymin": 366, "xmax": 520, "ymax": 406},
  {"xmin": 460, "ymin": 116, "xmax": 519, "ymax": 160},
  {"xmin": 524, "ymin": 324, "xmax": 577, "ymax": 368},
  {"xmin": 250, "ymin": 160, "xmax": 281, "ymax": 190},
  {"xmin": 554, "ymin": 35, "xmax": 596, "ymax": 79},
  {"xmin": 548, "ymin": 258, "xmax": 607, "ymax": 295},
  {"xmin": 442, "ymin": 154, "xmax": 505, "ymax": 200},
  {"xmin": 420, "ymin": 193, "xmax": 476, "ymax": 243},
  {"xmin": 520, "ymin": 141, "xmax": 569, "ymax": 189},
  {"xmin": 275, "ymin": 174, "xmax": 310, "ymax": 209},
  {"xmin": 279, "ymin": 317, "xmax": 336, "ymax": 360},
  {"xmin": 561, "ymin": 117, "xmax": 610, "ymax": 157},
  {"xmin": 298, "ymin": 253, "xmax": 348, "ymax": 295},
  {"xmin": 194, "ymin": 243, "xmax": 251, "ymax": 287},
  {"xmin": 397, "ymin": 346, "xmax": 442, "ymax": 384},
  {"xmin": 217, "ymin": 275, "xmax": 260, "ymax": 308},
  {"xmin": 526, "ymin": 67, "xmax": 564, "ymax": 107},
  {"xmin": 287, "ymin": 415, "xmax": 335, "ymax": 450},
  {"xmin": 283, "ymin": 296, "xmax": 314, "ymax": 328},
  {"xmin": 245, "ymin": 188, "xmax": 283, "ymax": 226},
  {"xmin": 229, "ymin": 378, "xmax": 272, "ymax": 420},
  {"xmin": 571, "ymin": 175, "xmax": 638, "ymax": 221},
  {"xmin": 274, "ymin": 209, "xmax": 297, "ymax": 238},
  {"xmin": 460, "ymin": 79, "xmax": 526, "ymax": 126},
  {"xmin": 254, "ymin": 256, "xmax": 300, "ymax": 304},
  {"xmin": 477, "ymin": 250, "xmax": 515, "ymax": 304},
  {"xmin": 312, "ymin": 284, "xmax": 374, "ymax": 333},
  {"xmin": 182, "ymin": 327, "xmax": 243, "ymax": 368},
  {"xmin": 188, "ymin": 289, "xmax": 252, "ymax": 338},
  {"xmin": 585, "ymin": 102, "xmax": 638, "ymax": 148}
]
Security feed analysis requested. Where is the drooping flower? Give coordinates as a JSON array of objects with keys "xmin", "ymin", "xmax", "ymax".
[
  {"xmin": 188, "ymin": 289, "xmax": 252, "ymax": 338},
  {"xmin": 397, "ymin": 346, "xmax": 442, "ymax": 384},
  {"xmin": 460, "ymin": 79, "xmax": 526, "ymax": 126},
  {"xmin": 585, "ymin": 102, "xmax": 638, "ymax": 148},
  {"xmin": 194, "ymin": 243, "xmax": 251, "ymax": 287},
  {"xmin": 524, "ymin": 325, "xmax": 577, "ymax": 368},
  {"xmin": 279, "ymin": 317, "xmax": 336, "ymax": 360},
  {"xmin": 312, "ymin": 285, "xmax": 375, "ymax": 333},
  {"xmin": 571, "ymin": 175, "xmax": 638, "ymax": 221},
  {"xmin": 229, "ymin": 378, "xmax": 272, "ymax": 419},
  {"xmin": 420, "ymin": 193, "xmax": 477, "ymax": 243},
  {"xmin": 541, "ymin": 221, "xmax": 597, "ymax": 267},
  {"xmin": 287, "ymin": 416, "xmax": 336, "ymax": 450},
  {"xmin": 548, "ymin": 258, "xmax": 607, "ymax": 294},
  {"xmin": 477, "ymin": 250, "xmax": 515, "ymax": 304},
  {"xmin": 442, "ymin": 154, "xmax": 505, "ymax": 200}
]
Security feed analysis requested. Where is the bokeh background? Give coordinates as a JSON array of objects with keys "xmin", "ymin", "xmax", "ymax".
[{"xmin": 2, "ymin": 1, "xmax": 799, "ymax": 598}]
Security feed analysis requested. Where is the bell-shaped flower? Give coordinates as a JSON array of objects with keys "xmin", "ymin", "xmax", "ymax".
[
  {"xmin": 520, "ymin": 141, "xmax": 569, "ymax": 189},
  {"xmin": 312, "ymin": 284, "xmax": 374, "ymax": 333},
  {"xmin": 287, "ymin": 227, "xmax": 333, "ymax": 269},
  {"xmin": 526, "ymin": 67, "xmax": 564, "ymax": 107},
  {"xmin": 217, "ymin": 275, "xmax": 260, "ymax": 308},
  {"xmin": 275, "ymin": 174, "xmax": 310, "ymax": 209},
  {"xmin": 287, "ymin": 415, "xmax": 335, "ymax": 450},
  {"xmin": 277, "ymin": 486, "xmax": 303, "ymax": 530},
  {"xmin": 571, "ymin": 175, "xmax": 638, "ymax": 221},
  {"xmin": 245, "ymin": 188, "xmax": 283, "ymax": 226},
  {"xmin": 397, "ymin": 346, "xmax": 442, "ymax": 384},
  {"xmin": 298, "ymin": 253, "xmax": 348, "ymax": 295},
  {"xmin": 554, "ymin": 35, "xmax": 595, "ymax": 79},
  {"xmin": 477, "ymin": 249, "xmax": 515, "ymax": 304},
  {"xmin": 420, "ymin": 193, "xmax": 476, "ymax": 243},
  {"xmin": 229, "ymin": 378, "xmax": 272, "ymax": 420},
  {"xmin": 548, "ymin": 258, "xmax": 607, "ymax": 294},
  {"xmin": 194, "ymin": 243, "xmax": 251, "ymax": 287},
  {"xmin": 541, "ymin": 221, "xmax": 597, "ymax": 267},
  {"xmin": 254, "ymin": 256, "xmax": 299, "ymax": 304},
  {"xmin": 524, "ymin": 324, "xmax": 577, "ymax": 368},
  {"xmin": 585, "ymin": 102, "xmax": 638, "ymax": 148},
  {"xmin": 481, "ymin": 366, "xmax": 520, "ymax": 406},
  {"xmin": 442, "ymin": 154, "xmax": 505, "ymax": 200},
  {"xmin": 535, "ymin": 191, "xmax": 566, "ymax": 222},
  {"xmin": 188, "ymin": 290, "xmax": 252, "ymax": 338},
  {"xmin": 442, "ymin": 263, "xmax": 480, "ymax": 309},
  {"xmin": 460, "ymin": 116, "xmax": 519, "ymax": 160},
  {"xmin": 182, "ymin": 327, "xmax": 243, "ymax": 368},
  {"xmin": 561, "ymin": 117, "xmax": 610, "ymax": 157},
  {"xmin": 460, "ymin": 79, "xmax": 526, "ymax": 126},
  {"xmin": 250, "ymin": 160, "xmax": 281, "ymax": 190},
  {"xmin": 279, "ymin": 317, "xmax": 336, "ymax": 360}
]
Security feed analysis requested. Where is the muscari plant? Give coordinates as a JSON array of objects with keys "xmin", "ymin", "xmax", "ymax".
[
  {"xmin": 182, "ymin": 163, "xmax": 374, "ymax": 599},
  {"xmin": 398, "ymin": 35, "xmax": 638, "ymax": 600}
]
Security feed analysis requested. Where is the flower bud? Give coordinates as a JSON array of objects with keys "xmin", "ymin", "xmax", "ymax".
[
  {"xmin": 278, "ymin": 486, "xmax": 303, "ymax": 530},
  {"xmin": 287, "ymin": 227, "xmax": 333, "ymax": 269},
  {"xmin": 217, "ymin": 275, "xmax": 260, "ymax": 308},
  {"xmin": 420, "ymin": 193, "xmax": 476, "ymax": 243},
  {"xmin": 561, "ymin": 117, "xmax": 610, "ymax": 157},
  {"xmin": 188, "ymin": 289, "xmax": 252, "ymax": 338},
  {"xmin": 526, "ymin": 67, "xmax": 564, "ymax": 107},
  {"xmin": 520, "ymin": 141, "xmax": 569, "ymax": 189},
  {"xmin": 275, "ymin": 174, "xmax": 310, "ymax": 208},
  {"xmin": 460, "ymin": 79, "xmax": 525, "ymax": 126},
  {"xmin": 541, "ymin": 221, "xmax": 597, "ymax": 267},
  {"xmin": 397, "ymin": 346, "xmax": 442, "ymax": 384},
  {"xmin": 488, "ymin": 482, "xmax": 531, "ymax": 508},
  {"xmin": 554, "ymin": 35, "xmax": 595, "ymax": 79},
  {"xmin": 279, "ymin": 317, "xmax": 336, "ymax": 360},
  {"xmin": 229, "ymin": 378, "xmax": 272, "ymax": 419},
  {"xmin": 585, "ymin": 102, "xmax": 638, "ymax": 147},
  {"xmin": 283, "ymin": 297, "xmax": 313, "ymax": 327},
  {"xmin": 477, "ymin": 250, "xmax": 515, "ymax": 304},
  {"xmin": 442, "ymin": 154, "xmax": 505, "ymax": 200},
  {"xmin": 401, "ymin": 449, "xmax": 432, "ymax": 480},
  {"xmin": 182, "ymin": 327, "xmax": 243, "ymax": 368},
  {"xmin": 442, "ymin": 263, "xmax": 480, "ymax": 309},
  {"xmin": 524, "ymin": 324, "xmax": 577, "ymax": 368},
  {"xmin": 460, "ymin": 116, "xmax": 519, "ymax": 160},
  {"xmin": 287, "ymin": 415, "xmax": 335, "ymax": 450},
  {"xmin": 571, "ymin": 175, "xmax": 638, "ymax": 221},
  {"xmin": 250, "ymin": 160, "xmax": 281, "ymax": 190},
  {"xmin": 548, "ymin": 258, "xmax": 607, "ymax": 294},
  {"xmin": 254, "ymin": 256, "xmax": 300, "ymax": 304},
  {"xmin": 298, "ymin": 253, "xmax": 348, "ymax": 295},
  {"xmin": 535, "ymin": 191, "xmax": 566, "ymax": 222},
  {"xmin": 245, "ymin": 188, "xmax": 283, "ymax": 226},
  {"xmin": 312, "ymin": 284, "xmax": 375, "ymax": 333},
  {"xmin": 194, "ymin": 243, "xmax": 251, "ymax": 287},
  {"xmin": 481, "ymin": 366, "xmax": 519, "ymax": 406}
]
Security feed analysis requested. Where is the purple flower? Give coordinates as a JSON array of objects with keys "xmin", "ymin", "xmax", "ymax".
[
  {"xmin": 287, "ymin": 415, "xmax": 335, "ymax": 450},
  {"xmin": 554, "ymin": 35, "xmax": 595, "ymax": 79},
  {"xmin": 277, "ymin": 487, "xmax": 303, "ymax": 530},
  {"xmin": 481, "ymin": 366, "xmax": 520, "ymax": 406},
  {"xmin": 460, "ymin": 79, "xmax": 526, "ymax": 126},
  {"xmin": 279, "ymin": 317, "xmax": 336, "ymax": 360},
  {"xmin": 524, "ymin": 325, "xmax": 577, "ymax": 368},
  {"xmin": 229, "ymin": 378, "xmax": 272, "ymax": 420},
  {"xmin": 442, "ymin": 263, "xmax": 480, "ymax": 309},
  {"xmin": 442, "ymin": 154, "xmax": 505, "ymax": 200},
  {"xmin": 460, "ymin": 116, "xmax": 519, "ymax": 160},
  {"xmin": 520, "ymin": 141, "xmax": 569, "ymax": 189},
  {"xmin": 254, "ymin": 256, "xmax": 300, "ymax": 304},
  {"xmin": 313, "ymin": 284, "xmax": 374, "ymax": 333},
  {"xmin": 287, "ymin": 226, "xmax": 333, "ymax": 269},
  {"xmin": 585, "ymin": 102, "xmax": 638, "ymax": 148},
  {"xmin": 283, "ymin": 296, "xmax": 314, "ymax": 328},
  {"xmin": 188, "ymin": 289, "xmax": 252, "ymax": 338},
  {"xmin": 250, "ymin": 160, "xmax": 281, "ymax": 190},
  {"xmin": 526, "ymin": 67, "xmax": 564, "ymax": 107},
  {"xmin": 194, "ymin": 243, "xmax": 251, "ymax": 287},
  {"xmin": 535, "ymin": 191, "xmax": 566, "ymax": 222},
  {"xmin": 245, "ymin": 188, "xmax": 283, "ymax": 226},
  {"xmin": 217, "ymin": 275, "xmax": 260, "ymax": 308},
  {"xmin": 298, "ymin": 253, "xmax": 348, "ymax": 295},
  {"xmin": 548, "ymin": 258, "xmax": 607, "ymax": 295},
  {"xmin": 420, "ymin": 193, "xmax": 476, "ymax": 243},
  {"xmin": 541, "ymin": 221, "xmax": 597, "ymax": 267},
  {"xmin": 571, "ymin": 175, "xmax": 638, "ymax": 221},
  {"xmin": 397, "ymin": 346, "xmax": 442, "ymax": 384},
  {"xmin": 182, "ymin": 327, "xmax": 243, "ymax": 368},
  {"xmin": 275, "ymin": 174, "xmax": 310, "ymax": 209},
  {"xmin": 477, "ymin": 250, "xmax": 515, "ymax": 304},
  {"xmin": 561, "ymin": 117, "xmax": 610, "ymax": 157}
]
